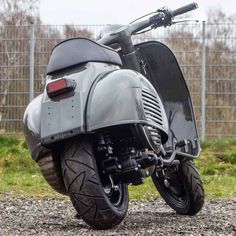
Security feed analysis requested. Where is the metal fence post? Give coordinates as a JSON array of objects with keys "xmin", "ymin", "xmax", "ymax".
[
  {"xmin": 201, "ymin": 21, "xmax": 206, "ymax": 142},
  {"xmin": 29, "ymin": 23, "xmax": 35, "ymax": 101}
]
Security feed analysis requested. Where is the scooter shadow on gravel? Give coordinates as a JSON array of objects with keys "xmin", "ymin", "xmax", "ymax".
[
  {"xmin": 39, "ymin": 219, "xmax": 91, "ymax": 231},
  {"xmin": 38, "ymin": 209, "xmax": 174, "ymax": 231}
]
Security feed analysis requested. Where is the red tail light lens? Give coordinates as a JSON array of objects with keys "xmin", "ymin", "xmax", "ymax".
[{"xmin": 46, "ymin": 78, "xmax": 76, "ymax": 98}]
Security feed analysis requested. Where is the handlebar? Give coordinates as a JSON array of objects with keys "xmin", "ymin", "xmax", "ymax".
[
  {"xmin": 98, "ymin": 2, "xmax": 198, "ymax": 46},
  {"xmin": 171, "ymin": 2, "xmax": 198, "ymax": 17},
  {"xmin": 133, "ymin": 2, "xmax": 198, "ymax": 33}
]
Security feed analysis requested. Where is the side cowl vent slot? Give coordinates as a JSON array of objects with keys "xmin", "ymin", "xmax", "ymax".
[{"xmin": 142, "ymin": 88, "xmax": 163, "ymax": 127}]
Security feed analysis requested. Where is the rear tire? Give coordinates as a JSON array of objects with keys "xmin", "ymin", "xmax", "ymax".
[
  {"xmin": 152, "ymin": 160, "xmax": 204, "ymax": 215},
  {"xmin": 37, "ymin": 153, "xmax": 67, "ymax": 195},
  {"xmin": 61, "ymin": 136, "xmax": 129, "ymax": 229}
]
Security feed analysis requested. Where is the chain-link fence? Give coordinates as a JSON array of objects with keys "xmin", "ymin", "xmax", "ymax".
[{"xmin": 0, "ymin": 22, "xmax": 236, "ymax": 140}]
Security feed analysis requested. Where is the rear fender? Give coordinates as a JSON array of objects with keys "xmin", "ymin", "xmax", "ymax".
[
  {"xmin": 24, "ymin": 62, "xmax": 118, "ymax": 161},
  {"xmin": 40, "ymin": 62, "xmax": 117, "ymax": 145}
]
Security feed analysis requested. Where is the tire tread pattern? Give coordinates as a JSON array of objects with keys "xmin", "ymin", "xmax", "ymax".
[
  {"xmin": 181, "ymin": 161, "xmax": 204, "ymax": 215},
  {"xmin": 61, "ymin": 136, "xmax": 128, "ymax": 229}
]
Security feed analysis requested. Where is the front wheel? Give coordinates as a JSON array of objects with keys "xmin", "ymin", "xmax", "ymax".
[
  {"xmin": 152, "ymin": 160, "xmax": 204, "ymax": 215},
  {"xmin": 61, "ymin": 136, "xmax": 129, "ymax": 230}
]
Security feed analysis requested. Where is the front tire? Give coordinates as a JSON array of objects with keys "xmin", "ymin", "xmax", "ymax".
[
  {"xmin": 61, "ymin": 136, "xmax": 129, "ymax": 229},
  {"xmin": 152, "ymin": 160, "xmax": 204, "ymax": 215}
]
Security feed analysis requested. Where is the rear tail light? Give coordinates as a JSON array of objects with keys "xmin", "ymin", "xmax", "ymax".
[{"xmin": 46, "ymin": 78, "xmax": 76, "ymax": 98}]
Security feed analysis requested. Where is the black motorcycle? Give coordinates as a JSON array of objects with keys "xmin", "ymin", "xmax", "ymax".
[{"xmin": 24, "ymin": 2, "xmax": 204, "ymax": 230}]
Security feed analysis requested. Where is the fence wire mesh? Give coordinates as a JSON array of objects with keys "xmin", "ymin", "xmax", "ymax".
[{"xmin": 0, "ymin": 23, "xmax": 235, "ymax": 139}]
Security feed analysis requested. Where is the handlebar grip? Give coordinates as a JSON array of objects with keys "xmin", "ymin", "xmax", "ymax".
[{"xmin": 171, "ymin": 2, "xmax": 198, "ymax": 17}]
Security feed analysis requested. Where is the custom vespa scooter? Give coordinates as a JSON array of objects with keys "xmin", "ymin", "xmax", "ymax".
[{"xmin": 24, "ymin": 2, "xmax": 204, "ymax": 229}]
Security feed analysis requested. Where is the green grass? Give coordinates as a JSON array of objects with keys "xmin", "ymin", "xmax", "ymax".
[
  {"xmin": 0, "ymin": 135, "xmax": 236, "ymax": 199},
  {"xmin": 194, "ymin": 139, "xmax": 236, "ymax": 199},
  {"xmin": 0, "ymin": 135, "xmax": 58, "ymax": 198}
]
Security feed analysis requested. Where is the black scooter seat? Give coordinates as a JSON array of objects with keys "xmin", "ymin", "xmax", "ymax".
[{"xmin": 47, "ymin": 37, "xmax": 122, "ymax": 75}]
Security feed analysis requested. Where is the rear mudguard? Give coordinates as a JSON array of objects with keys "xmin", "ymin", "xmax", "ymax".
[
  {"xmin": 24, "ymin": 62, "xmax": 117, "ymax": 160},
  {"xmin": 135, "ymin": 41, "xmax": 200, "ymax": 157},
  {"xmin": 24, "ymin": 62, "xmax": 168, "ymax": 161}
]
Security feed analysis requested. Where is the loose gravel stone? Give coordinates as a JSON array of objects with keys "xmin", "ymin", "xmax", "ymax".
[{"xmin": 0, "ymin": 194, "xmax": 235, "ymax": 236}]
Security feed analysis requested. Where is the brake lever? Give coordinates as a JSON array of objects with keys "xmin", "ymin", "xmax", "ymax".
[{"xmin": 172, "ymin": 18, "xmax": 199, "ymax": 24}]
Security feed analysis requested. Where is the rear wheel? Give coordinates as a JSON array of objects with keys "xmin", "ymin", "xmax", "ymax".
[
  {"xmin": 61, "ymin": 136, "xmax": 129, "ymax": 229},
  {"xmin": 152, "ymin": 160, "xmax": 204, "ymax": 215}
]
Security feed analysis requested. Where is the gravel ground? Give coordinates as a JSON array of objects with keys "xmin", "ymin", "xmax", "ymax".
[{"xmin": 0, "ymin": 194, "xmax": 235, "ymax": 236}]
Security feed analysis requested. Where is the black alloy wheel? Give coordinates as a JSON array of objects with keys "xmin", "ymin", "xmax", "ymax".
[{"xmin": 152, "ymin": 160, "xmax": 204, "ymax": 215}]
